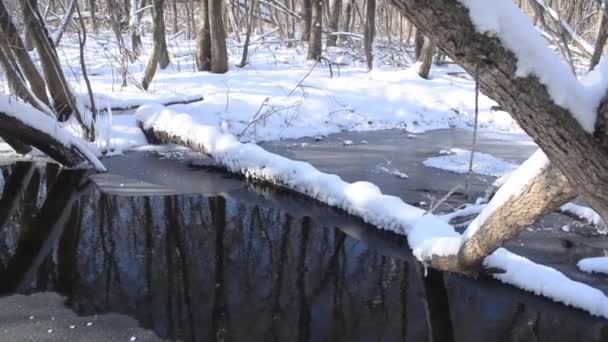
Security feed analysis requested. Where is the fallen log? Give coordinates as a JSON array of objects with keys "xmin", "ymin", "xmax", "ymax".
[{"xmin": 0, "ymin": 97, "xmax": 105, "ymax": 171}]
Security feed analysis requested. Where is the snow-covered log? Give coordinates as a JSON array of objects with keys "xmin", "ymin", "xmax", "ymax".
[
  {"xmin": 0, "ymin": 97, "xmax": 105, "ymax": 171},
  {"xmin": 459, "ymin": 151, "xmax": 575, "ymax": 271},
  {"xmin": 136, "ymin": 104, "xmax": 608, "ymax": 319},
  {"xmin": 389, "ymin": 0, "xmax": 608, "ymax": 227}
]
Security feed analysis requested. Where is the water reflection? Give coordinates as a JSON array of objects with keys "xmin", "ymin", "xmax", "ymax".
[{"xmin": 0, "ymin": 161, "xmax": 606, "ymax": 342}]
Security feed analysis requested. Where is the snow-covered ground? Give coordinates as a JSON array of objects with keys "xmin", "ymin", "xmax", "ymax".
[
  {"xmin": 3, "ymin": 23, "xmax": 608, "ymax": 320},
  {"xmin": 48, "ymin": 32, "xmax": 521, "ymax": 154}
]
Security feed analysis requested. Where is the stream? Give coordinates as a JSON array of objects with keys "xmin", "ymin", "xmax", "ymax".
[{"xmin": 0, "ymin": 129, "xmax": 607, "ymax": 341}]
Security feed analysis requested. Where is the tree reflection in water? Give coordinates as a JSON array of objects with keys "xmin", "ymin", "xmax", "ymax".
[{"xmin": 0, "ymin": 162, "xmax": 606, "ymax": 342}]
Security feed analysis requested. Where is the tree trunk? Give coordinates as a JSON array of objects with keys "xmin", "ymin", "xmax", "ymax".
[
  {"xmin": 130, "ymin": 0, "xmax": 143, "ymax": 56},
  {"xmin": 52, "ymin": 0, "xmax": 77, "ymax": 46},
  {"xmin": 417, "ymin": 36, "xmax": 434, "ymax": 79},
  {"xmin": 590, "ymin": 7, "xmax": 608, "ymax": 71},
  {"xmin": 19, "ymin": 0, "xmax": 89, "ymax": 136},
  {"xmin": 326, "ymin": 0, "xmax": 341, "ymax": 47},
  {"xmin": 389, "ymin": 0, "xmax": 608, "ymax": 266},
  {"xmin": 301, "ymin": 0, "xmax": 312, "ymax": 42},
  {"xmin": 338, "ymin": 0, "xmax": 353, "ymax": 44},
  {"xmin": 0, "ymin": 0, "xmax": 49, "ymax": 106},
  {"xmin": 196, "ymin": 0, "xmax": 212, "ymax": 71},
  {"xmin": 363, "ymin": 0, "xmax": 375, "ymax": 70},
  {"xmin": 0, "ymin": 105, "xmax": 102, "ymax": 169},
  {"xmin": 458, "ymin": 161, "xmax": 575, "ymax": 272},
  {"xmin": 307, "ymin": 0, "xmax": 322, "ymax": 60},
  {"xmin": 414, "ymin": 28, "xmax": 423, "ymax": 60},
  {"xmin": 237, "ymin": 0, "xmax": 255, "ymax": 67},
  {"xmin": 142, "ymin": 0, "xmax": 170, "ymax": 89},
  {"xmin": 208, "ymin": 0, "xmax": 228, "ymax": 73}
]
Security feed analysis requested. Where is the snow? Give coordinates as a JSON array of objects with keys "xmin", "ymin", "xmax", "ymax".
[
  {"xmin": 51, "ymin": 32, "xmax": 522, "ymax": 154},
  {"xmin": 486, "ymin": 248, "xmax": 608, "ymax": 318},
  {"xmin": 137, "ymin": 105, "xmax": 608, "ymax": 319},
  {"xmin": 578, "ymin": 257, "xmax": 608, "ymax": 275},
  {"xmin": 423, "ymin": 148, "xmax": 518, "ymax": 177},
  {"xmin": 458, "ymin": 0, "xmax": 606, "ymax": 133},
  {"xmin": 136, "ymin": 104, "xmax": 461, "ymax": 259},
  {"xmin": 560, "ymin": 203, "xmax": 607, "ymax": 228},
  {"xmin": 463, "ymin": 149, "xmax": 548, "ymax": 240},
  {"xmin": 0, "ymin": 96, "xmax": 106, "ymax": 172}
]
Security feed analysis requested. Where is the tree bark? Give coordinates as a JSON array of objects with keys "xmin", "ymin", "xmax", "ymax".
[
  {"xmin": 389, "ymin": 0, "xmax": 608, "ymax": 225},
  {"xmin": 0, "ymin": 0, "xmax": 49, "ymax": 106},
  {"xmin": 363, "ymin": 0, "xmax": 375, "ymax": 70},
  {"xmin": 301, "ymin": 0, "xmax": 312, "ymax": 42},
  {"xmin": 196, "ymin": 0, "xmax": 212, "ymax": 71},
  {"xmin": 130, "ymin": 0, "xmax": 143, "ymax": 56},
  {"xmin": 417, "ymin": 36, "xmax": 434, "ymax": 79},
  {"xmin": 0, "ymin": 108, "xmax": 99, "ymax": 168},
  {"xmin": 590, "ymin": 4, "xmax": 608, "ymax": 71},
  {"xmin": 458, "ymin": 162, "xmax": 576, "ymax": 272},
  {"xmin": 414, "ymin": 28, "xmax": 423, "ymax": 60},
  {"xmin": 326, "ymin": 0, "xmax": 341, "ymax": 47},
  {"xmin": 338, "ymin": 0, "xmax": 353, "ymax": 44},
  {"xmin": 307, "ymin": 0, "xmax": 322, "ymax": 60},
  {"xmin": 208, "ymin": 0, "xmax": 228, "ymax": 73},
  {"xmin": 20, "ymin": 0, "xmax": 89, "ymax": 135},
  {"xmin": 142, "ymin": 0, "xmax": 170, "ymax": 90}
]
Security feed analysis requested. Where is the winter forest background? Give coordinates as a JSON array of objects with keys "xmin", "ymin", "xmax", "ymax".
[{"xmin": 2, "ymin": 0, "xmax": 608, "ymax": 340}]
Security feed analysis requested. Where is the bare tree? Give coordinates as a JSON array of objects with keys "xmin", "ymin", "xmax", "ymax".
[
  {"xmin": 363, "ymin": 0, "xmax": 375, "ymax": 70},
  {"xmin": 307, "ymin": 0, "xmax": 322, "ymax": 60},
  {"xmin": 142, "ymin": 0, "xmax": 171, "ymax": 90},
  {"xmin": 196, "ymin": 0, "xmax": 228, "ymax": 73},
  {"xmin": 326, "ymin": 0, "xmax": 341, "ymax": 47},
  {"xmin": 301, "ymin": 0, "xmax": 312, "ymax": 41}
]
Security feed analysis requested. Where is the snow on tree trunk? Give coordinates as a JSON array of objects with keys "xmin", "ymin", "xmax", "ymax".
[
  {"xmin": 0, "ymin": 98, "xmax": 105, "ymax": 171},
  {"xmin": 51, "ymin": 0, "xmax": 77, "ymax": 47}
]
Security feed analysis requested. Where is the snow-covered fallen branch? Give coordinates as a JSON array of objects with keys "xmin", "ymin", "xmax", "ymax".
[
  {"xmin": 135, "ymin": 104, "xmax": 608, "ymax": 319},
  {"xmin": 0, "ymin": 96, "xmax": 105, "ymax": 171}
]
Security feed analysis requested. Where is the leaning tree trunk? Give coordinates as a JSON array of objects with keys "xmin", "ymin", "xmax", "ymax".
[
  {"xmin": 326, "ymin": 0, "xmax": 341, "ymax": 47},
  {"xmin": 0, "ymin": 0, "xmax": 49, "ymax": 106},
  {"xmin": 142, "ymin": 0, "xmax": 170, "ymax": 89},
  {"xmin": 19, "ymin": 0, "xmax": 90, "ymax": 137},
  {"xmin": 196, "ymin": 0, "xmax": 212, "ymax": 71},
  {"xmin": 417, "ymin": 36, "xmax": 434, "ymax": 79},
  {"xmin": 590, "ymin": 8, "xmax": 608, "ymax": 71},
  {"xmin": 457, "ymin": 160, "xmax": 576, "ymax": 272},
  {"xmin": 208, "ymin": 0, "xmax": 228, "ymax": 73},
  {"xmin": 363, "ymin": 0, "xmax": 376, "ymax": 70},
  {"xmin": 389, "ymin": 0, "xmax": 608, "ymax": 271},
  {"xmin": 301, "ymin": 0, "xmax": 312, "ymax": 42},
  {"xmin": 307, "ymin": 0, "xmax": 322, "ymax": 60}
]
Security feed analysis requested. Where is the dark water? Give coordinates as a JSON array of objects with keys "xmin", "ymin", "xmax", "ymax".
[{"xmin": 0, "ymin": 156, "xmax": 607, "ymax": 342}]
